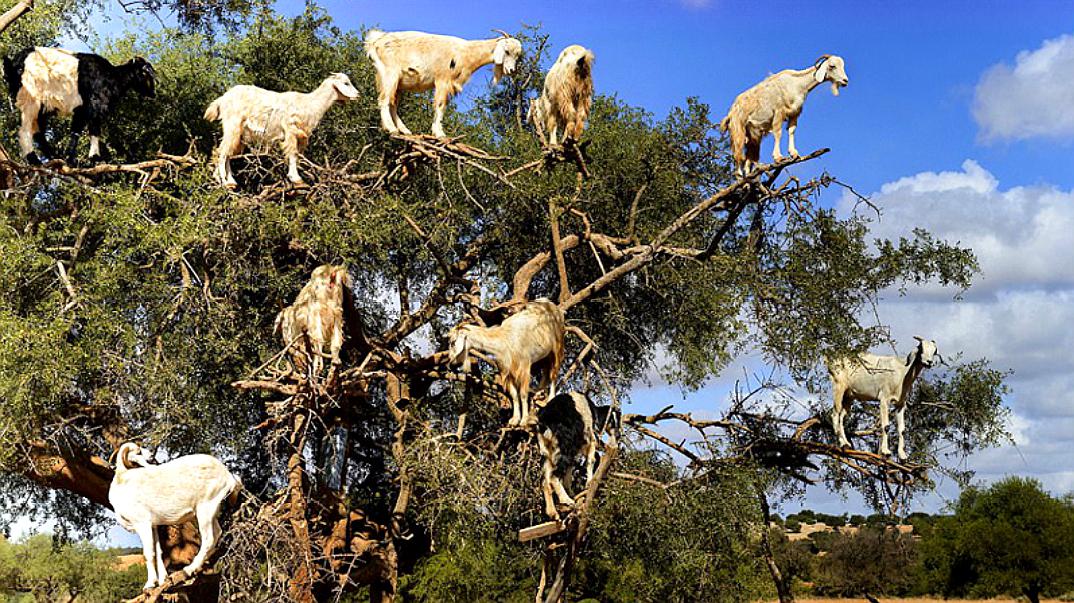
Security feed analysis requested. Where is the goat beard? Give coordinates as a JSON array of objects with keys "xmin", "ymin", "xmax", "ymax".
[
  {"xmin": 493, "ymin": 64, "xmax": 505, "ymax": 85},
  {"xmin": 831, "ymin": 82, "xmax": 842, "ymax": 96}
]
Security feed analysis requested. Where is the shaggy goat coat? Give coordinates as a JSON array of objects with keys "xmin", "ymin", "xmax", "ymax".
[
  {"xmin": 274, "ymin": 264, "xmax": 353, "ymax": 377},
  {"xmin": 203, "ymin": 73, "xmax": 359, "ymax": 187},
  {"xmin": 529, "ymin": 44, "xmax": 595, "ymax": 146},
  {"xmin": 448, "ymin": 299, "xmax": 565, "ymax": 426}
]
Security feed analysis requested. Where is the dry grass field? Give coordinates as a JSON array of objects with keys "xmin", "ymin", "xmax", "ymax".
[{"xmin": 774, "ymin": 599, "xmax": 1066, "ymax": 603}]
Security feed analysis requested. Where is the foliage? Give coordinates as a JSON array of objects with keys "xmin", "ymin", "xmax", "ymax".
[
  {"xmin": 0, "ymin": 534, "xmax": 144, "ymax": 602},
  {"xmin": 812, "ymin": 527, "xmax": 919, "ymax": 597},
  {"xmin": 920, "ymin": 477, "xmax": 1074, "ymax": 603},
  {"xmin": 400, "ymin": 449, "xmax": 772, "ymax": 603}
]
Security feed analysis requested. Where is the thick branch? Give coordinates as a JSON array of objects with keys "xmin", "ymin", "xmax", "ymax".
[
  {"xmin": 562, "ymin": 150, "xmax": 828, "ymax": 310},
  {"xmin": 0, "ymin": 0, "xmax": 33, "ymax": 35}
]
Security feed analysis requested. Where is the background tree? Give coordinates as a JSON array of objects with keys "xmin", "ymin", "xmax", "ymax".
[
  {"xmin": 0, "ymin": 2, "xmax": 1013, "ymax": 601},
  {"xmin": 920, "ymin": 477, "xmax": 1074, "ymax": 603}
]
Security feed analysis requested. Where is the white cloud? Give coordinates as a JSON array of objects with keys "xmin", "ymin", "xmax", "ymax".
[
  {"xmin": 864, "ymin": 160, "xmax": 1074, "ymax": 297},
  {"xmin": 973, "ymin": 33, "xmax": 1074, "ymax": 142},
  {"xmin": 840, "ymin": 160, "xmax": 1074, "ymax": 498}
]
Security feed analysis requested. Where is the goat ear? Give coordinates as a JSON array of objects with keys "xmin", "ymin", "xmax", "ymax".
[
  {"xmin": 493, "ymin": 39, "xmax": 507, "ymax": 66},
  {"xmin": 813, "ymin": 58, "xmax": 829, "ymax": 84}
]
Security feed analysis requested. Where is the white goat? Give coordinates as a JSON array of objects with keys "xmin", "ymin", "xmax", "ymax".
[
  {"xmin": 535, "ymin": 392, "xmax": 617, "ymax": 519},
  {"xmin": 365, "ymin": 29, "xmax": 523, "ymax": 139},
  {"xmin": 720, "ymin": 55, "xmax": 848, "ymax": 176},
  {"xmin": 203, "ymin": 73, "xmax": 359, "ymax": 188},
  {"xmin": 274, "ymin": 264, "xmax": 352, "ymax": 378},
  {"xmin": 828, "ymin": 337, "xmax": 939, "ymax": 460},
  {"xmin": 108, "ymin": 442, "xmax": 242, "ymax": 590},
  {"xmin": 448, "ymin": 299, "xmax": 565, "ymax": 426},
  {"xmin": 528, "ymin": 44, "xmax": 595, "ymax": 146}
]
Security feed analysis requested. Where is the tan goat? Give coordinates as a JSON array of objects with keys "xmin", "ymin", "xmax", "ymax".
[
  {"xmin": 528, "ymin": 44, "xmax": 595, "ymax": 146},
  {"xmin": 720, "ymin": 55, "xmax": 848, "ymax": 176},
  {"xmin": 365, "ymin": 29, "xmax": 523, "ymax": 139},
  {"xmin": 274, "ymin": 264, "xmax": 352, "ymax": 377},
  {"xmin": 204, "ymin": 73, "xmax": 359, "ymax": 188},
  {"xmin": 447, "ymin": 299, "xmax": 566, "ymax": 427}
]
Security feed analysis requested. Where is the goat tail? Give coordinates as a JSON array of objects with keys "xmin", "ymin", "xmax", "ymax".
[
  {"xmin": 203, "ymin": 98, "xmax": 221, "ymax": 122},
  {"xmin": 227, "ymin": 475, "xmax": 244, "ymax": 507},
  {"xmin": 718, "ymin": 114, "xmax": 731, "ymax": 133}
]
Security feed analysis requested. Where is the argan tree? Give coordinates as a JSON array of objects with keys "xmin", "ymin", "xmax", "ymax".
[{"xmin": 0, "ymin": 4, "xmax": 1010, "ymax": 602}]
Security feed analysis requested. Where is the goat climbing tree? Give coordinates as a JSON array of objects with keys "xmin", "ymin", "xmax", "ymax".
[{"xmin": 0, "ymin": 5, "xmax": 1009, "ymax": 603}]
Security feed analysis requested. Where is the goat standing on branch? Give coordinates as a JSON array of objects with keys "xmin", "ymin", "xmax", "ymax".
[
  {"xmin": 720, "ymin": 54, "xmax": 848, "ymax": 176},
  {"xmin": 204, "ymin": 73, "xmax": 359, "ymax": 188},
  {"xmin": 528, "ymin": 44, "xmax": 595, "ymax": 147},
  {"xmin": 828, "ymin": 336, "xmax": 940, "ymax": 460},
  {"xmin": 3, "ymin": 47, "xmax": 156, "ymax": 165},
  {"xmin": 365, "ymin": 29, "xmax": 523, "ymax": 139},
  {"xmin": 108, "ymin": 442, "xmax": 242, "ymax": 590},
  {"xmin": 448, "ymin": 299, "xmax": 565, "ymax": 426},
  {"xmin": 275, "ymin": 264, "xmax": 353, "ymax": 379},
  {"xmin": 536, "ymin": 391, "xmax": 616, "ymax": 518}
]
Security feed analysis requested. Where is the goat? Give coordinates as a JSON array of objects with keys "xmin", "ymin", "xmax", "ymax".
[
  {"xmin": 719, "ymin": 55, "xmax": 848, "ymax": 176},
  {"xmin": 3, "ymin": 47, "xmax": 156, "ymax": 165},
  {"xmin": 203, "ymin": 73, "xmax": 359, "ymax": 188},
  {"xmin": 535, "ymin": 391, "xmax": 617, "ymax": 519},
  {"xmin": 274, "ymin": 264, "xmax": 353, "ymax": 378},
  {"xmin": 828, "ymin": 337, "xmax": 939, "ymax": 460},
  {"xmin": 447, "ymin": 299, "xmax": 565, "ymax": 427},
  {"xmin": 528, "ymin": 44, "xmax": 595, "ymax": 146},
  {"xmin": 365, "ymin": 29, "xmax": 523, "ymax": 139},
  {"xmin": 108, "ymin": 442, "xmax": 242, "ymax": 590}
]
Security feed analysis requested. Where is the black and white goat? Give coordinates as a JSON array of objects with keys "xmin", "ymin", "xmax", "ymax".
[
  {"xmin": 3, "ymin": 47, "xmax": 156, "ymax": 165},
  {"xmin": 535, "ymin": 391, "xmax": 617, "ymax": 519}
]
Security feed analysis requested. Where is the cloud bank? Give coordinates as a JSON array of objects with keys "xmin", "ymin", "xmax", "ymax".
[{"xmin": 973, "ymin": 34, "xmax": 1074, "ymax": 142}]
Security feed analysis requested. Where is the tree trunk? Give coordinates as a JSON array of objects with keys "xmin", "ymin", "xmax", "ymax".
[
  {"xmin": 287, "ymin": 411, "xmax": 317, "ymax": 603},
  {"xmin": 755, "ymin": 483, "xmax": 794, "ymax": 603}
]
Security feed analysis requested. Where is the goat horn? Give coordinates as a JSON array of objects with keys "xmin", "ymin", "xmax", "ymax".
[
  {"xmin": 912, "ymin": 335, "xmax": 924, "ymax": 341},
  {"xmin": 492, "ymin": 29, "xmax": 511, "ymax": 38},
  {"xmin": 814, "ymin": 54, "xmax": 832, "ymax": 67}
]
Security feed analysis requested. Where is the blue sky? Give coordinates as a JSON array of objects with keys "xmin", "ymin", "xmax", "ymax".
[
  {"xmin": 298, "ymin": 0, "xmax": 1074, "ymax": 193},
  {"xmin": 64, "ymin": 0, "xmax": 1074, "ymax": 533}
]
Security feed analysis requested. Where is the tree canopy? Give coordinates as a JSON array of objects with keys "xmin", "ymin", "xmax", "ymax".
[{"xmin": 0, "ymin": 2, "xmax": 1012, "ymax": 602}]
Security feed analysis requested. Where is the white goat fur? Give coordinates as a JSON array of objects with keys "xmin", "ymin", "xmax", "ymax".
[
  {"xmin": 528, "ymin": 44, "xmax": 595, "ymax": 146},
  {"xmin": 365, "ymin": 30, "xmax": 523, "ymax": 138},
  {"xmin": 719, "ymin": 55, "xmax": 848, "ymax": 176},
  {"xmin": 274, "ymin": 264, "xmax": 352, "ymax": 378},
  {"xmin": 828, "ymin": 337, "xmax": 938, "ymax": 460},
  {"xmin": 11, "ymin": 48, "xmax": 87, "ymax": 157},
  {"xmin": 448, "ymin": 299, "xmax": 565, "ymax": 426},
  {"xmin": 204, "ymin": 73, "xmax": 359, "ymax": 187},
  {"xmin": 108, "ymin": 442, "xmax": 241, "ymax": 589}
]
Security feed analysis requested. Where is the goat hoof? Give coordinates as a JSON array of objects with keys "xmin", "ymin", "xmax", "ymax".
[{"xmin": 24, "ymin": 153, "xmax": 41, "ymax": 166}]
